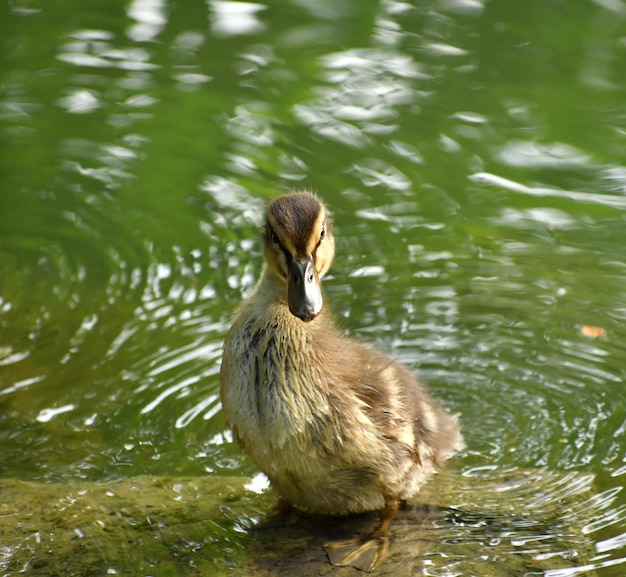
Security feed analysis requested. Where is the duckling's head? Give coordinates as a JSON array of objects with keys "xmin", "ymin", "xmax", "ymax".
[{"xmin": 264, "ymin": 191, "xmax": 335, "ymax": 322}]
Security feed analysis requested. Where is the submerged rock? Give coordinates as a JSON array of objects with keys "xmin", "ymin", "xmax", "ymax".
[{"xmin": 0, "ymin": 469, "xmax": 601, "ymax": 576}]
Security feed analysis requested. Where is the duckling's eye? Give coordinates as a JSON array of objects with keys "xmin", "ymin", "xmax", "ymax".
[
  {"xmin": 320, "ymin": 227, "xmax": 325, "ymax": 240},
  {"xmin": 271, "ymin": 230, "xmax": 280, "ymax": 245}
]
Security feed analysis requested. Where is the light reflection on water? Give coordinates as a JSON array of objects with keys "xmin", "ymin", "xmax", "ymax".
[{"xmin": 2, "ymin": 0, "xmax": 626, "ymax": 574}]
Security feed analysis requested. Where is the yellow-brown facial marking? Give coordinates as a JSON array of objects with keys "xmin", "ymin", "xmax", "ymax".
[{"xmin": 264, "ymin": 192, "xmax": 335, "ymax": 321}]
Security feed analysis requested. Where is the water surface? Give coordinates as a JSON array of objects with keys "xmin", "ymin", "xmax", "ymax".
[{"xmin": 1, "ymin": 0, "xmax": 626, "ymax": 575}]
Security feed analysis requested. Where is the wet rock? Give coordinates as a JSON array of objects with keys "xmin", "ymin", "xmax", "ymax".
[{"xmin": 0, "ymin": 469, "xmax": 600, "ymax": 576}]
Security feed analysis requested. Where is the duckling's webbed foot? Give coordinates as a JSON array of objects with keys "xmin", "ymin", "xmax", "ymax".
[
  {"xmin": 324, "ymin": 534, "xmax": 390, "ymax": 572},
  {"xmin": 323, "ymin": 500, "xmax": 398, "ymax": 572}
]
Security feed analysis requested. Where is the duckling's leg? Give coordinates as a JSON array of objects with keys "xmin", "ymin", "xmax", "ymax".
[
  {"xmin": 324, "ymin": 499, "xmax": 399, "ymax": 572},
  {"xmin": 254, "ymin": 498, "xmax": 298, "ymax": 529}
]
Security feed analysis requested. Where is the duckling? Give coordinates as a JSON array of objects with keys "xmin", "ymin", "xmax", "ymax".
[{"xmin": 220, "ymin": 191, "xmax": 462, "ymax": 572}]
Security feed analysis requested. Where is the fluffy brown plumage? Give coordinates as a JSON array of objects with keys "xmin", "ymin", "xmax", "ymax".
[{"xmin": 220, "ymin": 191, "xmax": 462, "ymax": 571}]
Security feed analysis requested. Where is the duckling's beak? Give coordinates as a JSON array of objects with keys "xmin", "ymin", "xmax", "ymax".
[{"xmin": 287, "ymin": 255, "xmax": 322, "ymax": 322}]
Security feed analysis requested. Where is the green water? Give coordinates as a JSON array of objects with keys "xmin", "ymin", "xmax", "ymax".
[{"xmin": 1, "ymin": 0, "xmax": 626, "ymax": 574}]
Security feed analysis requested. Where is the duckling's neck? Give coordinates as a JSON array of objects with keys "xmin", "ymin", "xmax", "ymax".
[{"xmin": 255, "ymin": 264, "xmax": 289, "ymax": 305}]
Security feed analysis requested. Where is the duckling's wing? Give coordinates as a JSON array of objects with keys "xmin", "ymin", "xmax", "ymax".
[{"xmin": 345, "ymin": 342, "xmax": 462, "ymax": 468}]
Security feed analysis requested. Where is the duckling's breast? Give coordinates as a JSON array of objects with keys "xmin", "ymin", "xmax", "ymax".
[
  {"xmin": 220, "ymin": 301, "xmax": 425, "ymax": 514},
  {"xmin": 221, "ymin": 303, "xmax": 332, "ymax": 456}
]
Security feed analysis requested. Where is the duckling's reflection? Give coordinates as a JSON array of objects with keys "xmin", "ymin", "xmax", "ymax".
[{"xmin": 228, "ymin": 501, "xmax": 442, "ymax": 577}]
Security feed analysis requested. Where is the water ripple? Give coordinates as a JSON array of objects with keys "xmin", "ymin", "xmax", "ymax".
[
  {"xmin": 293, "ymin": 46, "xmax": 428, "ymax": 148},
  {"xmin": 470, "ymin": 171, "xmax": 626, "ymax": 210}
]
